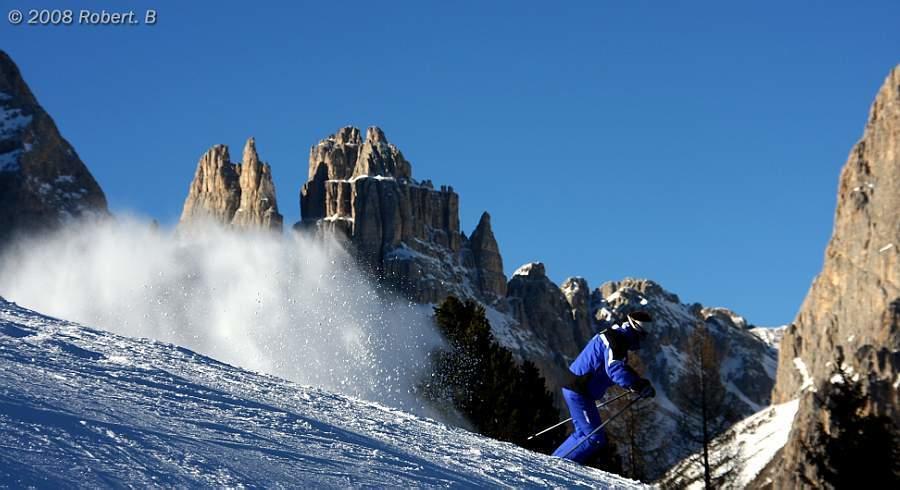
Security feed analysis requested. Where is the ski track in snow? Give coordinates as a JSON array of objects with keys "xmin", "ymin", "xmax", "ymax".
[{"xmin": 0, "ymin": 299, "xmax": 646, "ymax": 488}]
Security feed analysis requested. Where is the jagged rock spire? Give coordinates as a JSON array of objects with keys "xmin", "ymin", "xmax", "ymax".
[
  {"xmin": 242, "ymin": 137, "xmax": 259, "ymax": 166},
  {"xmin": 297, "ymin": 125, "xmax": 465, "ymax": 302},
  {"xmin": 179, "ymin": 137, "xmax": 282, "ymax": 232},
  {"xmin": 365, "ymin": 126, "xmax": 386, "ymax": 143},
  {"xmin": 560, "ymin": 277, "xmax": 593, "ymax": 343},
  {"xmin": 469, "ymin": 211, "xmax": 507, "ymax": 298},
  {"xmin": 301, "ymin": 126, "xmax": 362, "ymax": 221},
  {"xmin": 300, "ymin": 125, "xmax": 415, "ymax": 224},
  {"xmin": 307, "ymin": 126, "xmax": 361, "ymax": 182},
  {"xmin": 180, "ymin": 145, "xmax": 240, "ymax": 225},
  {"xmin": 352, "ymin": 126, "xmax": 412, "ymax": 179},
  {"xmin": 232, "ymin": 137, "xmax": 282, "ymax": 230}
]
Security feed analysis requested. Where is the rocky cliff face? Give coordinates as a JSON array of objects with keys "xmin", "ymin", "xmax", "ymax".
[
  {"xmin": 179, "ymin": 138, "xmax": 282, "ymax": 232},
  {"xmin": 0, "ymin": 50, "xmax": 108, "ymax": 245},
  {"xmin": 560, "ymin": 276, "xmax": 595, "ymax": 346},
  {"xmin": 507, "ymin": 263, "xmax": 586, "ymax": 360},
  {"xmin": 500, "ymin": 263, "xmax": 588, "ymax": 406},
  {"xmin": 762, "ymin": 66, "xmax": 900, "ymax": 488},
  {"xmin": 297, "ymin": 126, "xmax": 502, "ymax": 303}
]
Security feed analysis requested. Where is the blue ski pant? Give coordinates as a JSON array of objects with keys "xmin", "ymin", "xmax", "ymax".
[{"xmin": 551, "ymin": 388, "xmax": 607, "ymax": 463}]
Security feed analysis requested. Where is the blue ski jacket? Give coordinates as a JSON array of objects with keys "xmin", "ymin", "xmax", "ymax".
[{"xmin": 564, "ymin": 324, "xmax": 643, "ymax": 399}]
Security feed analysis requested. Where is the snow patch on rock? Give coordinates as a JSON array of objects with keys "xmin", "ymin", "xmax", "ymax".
[
  {"xmin": 793, "ymin": 357, "xmax": 816, "ymax": 393},
  {"xmin": 0, "ymin": 149, "xmax": 22, "ymax": 171},
  {"xmin": 750, "ymin": 325, "xmax": 786, "ymax": 350},
  {"xmin": 513, "ymin": 262, "xmax": 541, "ymax": 277},
  {"xmin": 0, "ymin": 106, "xmax": 32, "ymax": 138}
]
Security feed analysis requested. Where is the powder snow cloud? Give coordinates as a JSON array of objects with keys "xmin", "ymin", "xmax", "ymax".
[{"xmin": 0, "ymin": 217, "xmax": 443, "ymax": 414}]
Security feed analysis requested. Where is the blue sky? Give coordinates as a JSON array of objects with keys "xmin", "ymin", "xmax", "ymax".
[{"xmin": 3, "ymin": 1, "xmax": 898, "ymax": 326}]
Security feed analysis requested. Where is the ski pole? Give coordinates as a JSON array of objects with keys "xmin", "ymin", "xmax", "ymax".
[
  {"xmin": 526, "ymin": 390, "xmax": 632, "ymax": 441},
  {"xmin": 559, "ymin": 392, "xmax": 644, "ymax": 460}
]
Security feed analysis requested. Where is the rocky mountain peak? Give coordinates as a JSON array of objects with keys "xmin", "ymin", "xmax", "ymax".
[
  {"xmin": 306, "ymin": 127, "xmax": 361, "ymax": 185},
  {"xmin": 335, "ymin": 126, "xmax": 362, "ymax": 146},
  {"xmin": 560, "ymin": 277, "xmax": 588, "ymax": 305},
  {"xmin": 507, "ymin": 261, "xmax": 583, "ymax": 357},
  {"xmin": 301, "ymin": 126, "xmax": 412, "ymax": 222},
  {"xmin": 0, "ymin": 52, "xmax": 35, "ymax": 105},
  {"xmin": 512, "ymin": 262, "xmax": 546, "ymax": 278},
  {"xmin": 0, "ymin": 50, "xmax": 109, "ymax": 245},
  {"xmin": 560, "ymin": 277, "xmax": 593, "ymax": 345},
  {"xmin": 207, "ymin": 144, "xmax": 230, "ymax": 164},
  {"xmin": 595, "ymin": 277, "xmax": 681, "ymax": 306},
  {"xmin": 180, "ymin": 145, "xmax": 240, "ymax": 225},
  {"xmin": 868, "ymin": 65, "xmax": 899, "ymax": 130},
  {"xmin": 468, "ymin": 212, "xmax": 507, "ymax": 298},
  {"xmin": 473, "ymin": 211, "xmax": 492, "ymax": 230},
  {"xmin": 353, "ymin": 126, "xmax": 411, "ymax": 179},
  {"xmin": 233, "ymin": 137, "xmax": 282, "ymax": 230},
  {"xmin": 298, "ymin": 125, "xmax": 469, "ymax": 302},
  {"xmin": 179, "ymin": 138, "xmax": 282, "ymax": 232},
  {"xmin": 365, "ymin": 126, "xmax": 387, "ymax": 144},
  {"xmin": 242, "ymin": 137, "xmax": 259, "ymax": 166},
  {"xmin": 701, "ymin": 306, "xmax": 749, "ymax": 330}
]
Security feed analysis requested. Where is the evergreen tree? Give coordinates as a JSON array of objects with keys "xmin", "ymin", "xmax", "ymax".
[
  {"xmin": 798, "ymin": 353, "xmax": 900, "ymax": 488},
  {"xmin": 422, "ymin": 296, "xmax": 563, "ymax": 453}
]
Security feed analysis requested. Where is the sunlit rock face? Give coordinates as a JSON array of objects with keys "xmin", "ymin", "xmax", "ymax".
[
  {"xmin": 0, "ymin": 50, "xmax": 108, "ymax": 245},
  {"xmin": 179, "ymin": 137, "xmax": 282, "ymax": 232},
  {"xmin": 297, "ymin": 125, "xmax": 506, "ymax": 304},
  {"xmin": 759, "ymin": 66, "xmax": 900, "ymax": 488}
]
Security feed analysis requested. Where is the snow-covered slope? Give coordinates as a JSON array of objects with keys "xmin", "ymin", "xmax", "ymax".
[
  {"xmin": 663, "ymin": 399, "xmax": 799, "ymax": 489},
  {"xmin": 0, "ymin": 298, "xmax": 645, "ymax": 488},
  {"xmin": 749, "ymin": 326, "xmax": 786, "ymax": 351},
  {"xmin": 729, "ymin": 400, "xmax": 798, "ymax": 487}
]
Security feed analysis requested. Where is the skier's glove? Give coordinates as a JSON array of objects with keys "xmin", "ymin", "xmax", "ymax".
[{"xmin": 632, "ymin": 378, "xmax": 656, "ymax": 399}]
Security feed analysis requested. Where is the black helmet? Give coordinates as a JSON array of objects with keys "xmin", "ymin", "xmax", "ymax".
[{"xmin": 626, "ymin": 311, "xmax": 653, "ymax": 337}]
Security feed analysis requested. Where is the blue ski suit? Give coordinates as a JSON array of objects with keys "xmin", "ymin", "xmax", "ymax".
[{"xmin": 552, "ymin": 324, "xmax": 645, "ymax": 463}]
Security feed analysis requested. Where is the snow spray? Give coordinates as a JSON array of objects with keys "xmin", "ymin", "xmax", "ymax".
[{"xmin": 0, "ymin": 217, "xmax": 443, "ymax": 414}]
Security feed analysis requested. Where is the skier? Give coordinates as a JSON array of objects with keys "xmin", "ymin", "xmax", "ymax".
[{"xmin": 551, "ymin": 310, "xmax": 656, "ymax": 463}]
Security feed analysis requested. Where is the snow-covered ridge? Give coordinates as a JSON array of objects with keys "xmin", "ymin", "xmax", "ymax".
[
  {"xmin": 665, "ymin": 400, "xmax": 799, "ymax": 489},
  {"xmin": 513, "ymin": 262, "xmax": 541, "ymax": 277},
  {"xmin": 0, "ymin": 298, "xmax": 645, "ymax": 488},
  {"xmin": 750, "ymin": 325, "xmax": 786, "ymax": 350}
]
